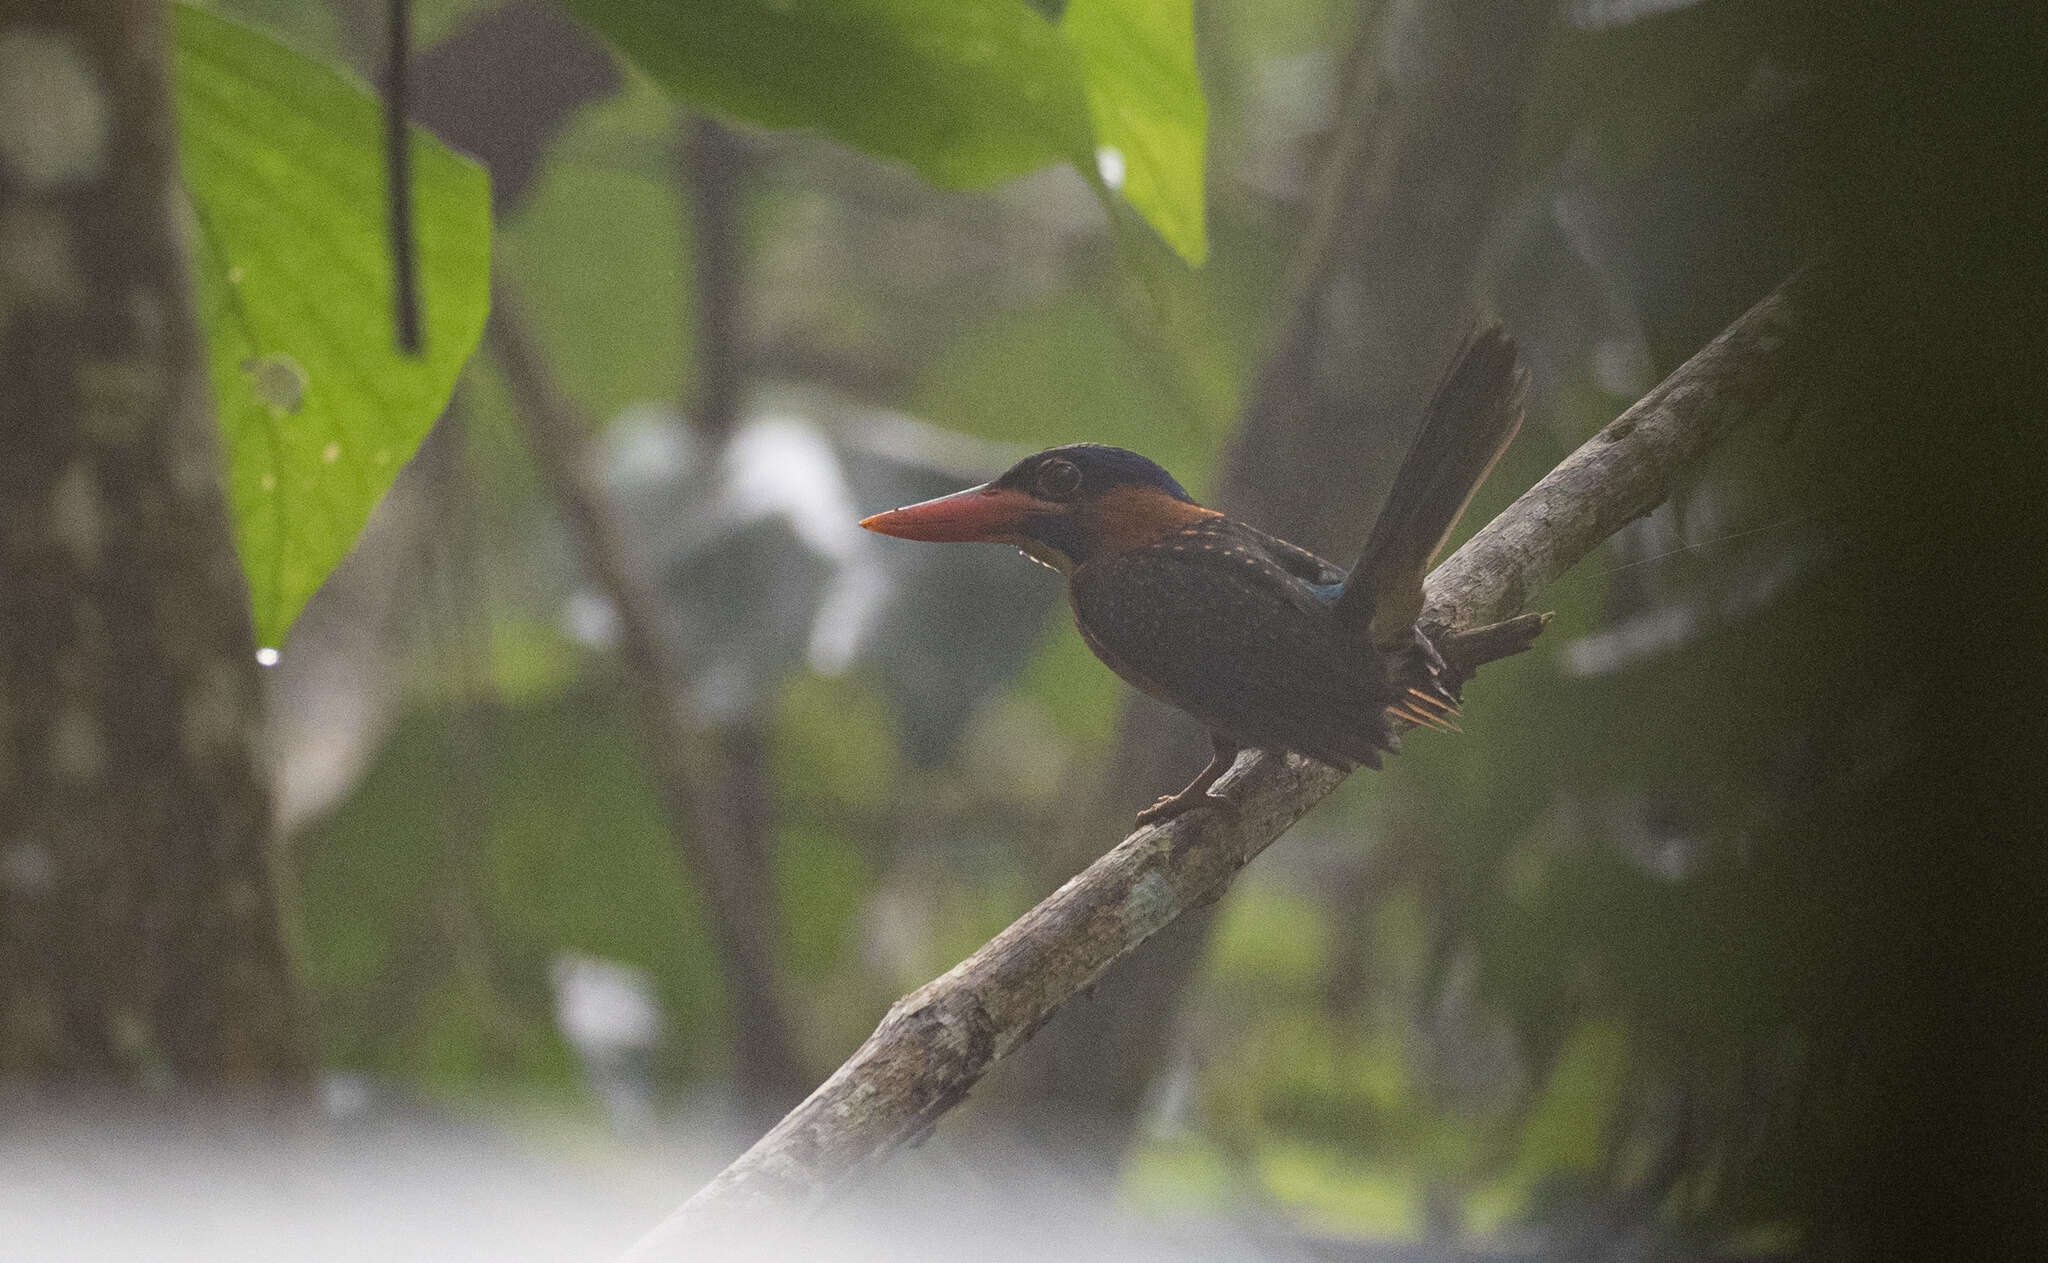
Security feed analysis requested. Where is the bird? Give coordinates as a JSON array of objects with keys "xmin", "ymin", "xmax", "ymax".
[{"xmin": 860, "ymin": 327, "xmax": 1528, "ymax": 827}]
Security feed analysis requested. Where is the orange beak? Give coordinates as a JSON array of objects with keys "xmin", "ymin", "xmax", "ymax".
[{"xmin": 859, "ymin": 484, "xmax": 1047, "ymax": 542}]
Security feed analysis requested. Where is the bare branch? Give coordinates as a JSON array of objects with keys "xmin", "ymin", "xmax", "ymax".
[{"xmin": 621, "ymin": 272, "xmax": 1811, "ymax": 1256}]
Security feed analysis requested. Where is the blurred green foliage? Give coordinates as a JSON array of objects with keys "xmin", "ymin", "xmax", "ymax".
[
  {"xmin": 561, "ymin": 0, "xmax": 1209, "ymax": 263},
  {"xmin": 495, "ymin": 77, "xmax": 690, "ymax": 419},
  {"xmin": 174, "ymin": 4, "xmax": 492, "ymax": 646},
  {"xmin": 560, "ymin": 0, "xmax": 1093, "ymax": 187},
  {"xmin": 297, "ymin": 695, "xmax": 723, "ymax": 1087}
]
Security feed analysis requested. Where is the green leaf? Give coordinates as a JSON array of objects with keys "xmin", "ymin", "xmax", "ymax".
[
  {"xmin": 171, "ymin": 5, "xmax": 492, "ymax": 646},
  {"xmin": 1061, "ymin": 0, "xmax": 1208, "ymax": 263},
  {"xmin": 559, "ymin": 0, "xmax": 1096, "ymax": 188}
]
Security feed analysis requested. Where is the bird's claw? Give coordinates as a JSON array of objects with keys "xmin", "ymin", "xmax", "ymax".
[{"xmin": 1134, "ymin": 789, "xmax": 1238, "ymax": 829}]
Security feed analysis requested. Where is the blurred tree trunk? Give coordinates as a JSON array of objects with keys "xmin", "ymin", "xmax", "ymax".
[
  {"xmin": 0, "ymin": 1, "xmax": 310, "ymax": 1087},
  {"xmin": 677, "ymin": 115, "xmax": 813, "ymax": 1113},
  {"xmin": 491, "ymin": 295, "xmax": 812, "ymax": 1114},
  {"xmin": 1004, "ymin": 0, "xmax": 1552, "ymax": 1141}
]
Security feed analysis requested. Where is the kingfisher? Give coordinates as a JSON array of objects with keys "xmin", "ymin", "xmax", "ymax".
[{"xmin": 861, "ymin": 328, "xmax": 1528, "ymax": 826}]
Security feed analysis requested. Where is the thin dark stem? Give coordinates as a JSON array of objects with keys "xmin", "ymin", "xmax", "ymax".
[{"xmin": 384, "ymin": 0, "xmax": 422, "ymax": 354}]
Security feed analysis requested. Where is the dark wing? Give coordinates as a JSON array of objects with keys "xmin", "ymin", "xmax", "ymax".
[
  {"xmin": 1070, "ymin": 520, "xmax": 1394, "ymax": 769},
  {"xmin": 1228, "ymin": 521, "xmax": 1348, "ymax": 589}
]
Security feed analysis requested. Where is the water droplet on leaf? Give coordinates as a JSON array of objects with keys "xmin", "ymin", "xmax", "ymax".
[{"xmin": 1095, "ymin": 145, "xmax": 1126, "ymax": 191}]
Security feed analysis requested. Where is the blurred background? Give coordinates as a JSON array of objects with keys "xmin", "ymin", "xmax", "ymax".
[{"xmin": 4, "ymin": 0, "xmax": 2044, "ymax": 1259}]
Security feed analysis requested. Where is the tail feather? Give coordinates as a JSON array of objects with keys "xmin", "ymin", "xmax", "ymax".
[
  {"xmin": 1406, "ymin": 686, "xmax": 1461, "ymax": 716},
  {"xmin": 1336, "ymin": 324, "xmax": 1528, "ymax": 650}
]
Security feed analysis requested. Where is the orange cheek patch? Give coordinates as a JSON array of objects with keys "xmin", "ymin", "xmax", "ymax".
[{"xmin": 1082, "ymin": 486, "xmax": 1221, "ymax": 558}]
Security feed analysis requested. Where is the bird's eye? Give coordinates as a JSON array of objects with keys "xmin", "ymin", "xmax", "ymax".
[{"xmin": 1035, "ymin": 459, "xmax": 1083, "ymax": 500}]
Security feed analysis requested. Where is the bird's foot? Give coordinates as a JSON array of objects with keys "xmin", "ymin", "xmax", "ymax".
[
  {"xmin": 1135, "ymin": 737, "xmax": 1244, "ymax": 830},
  {"xmin": 1134, "ymin": 787, "xmax": 1238, "ymax": 829},
  {"xmin": 1381, "ymin": 625, "xmax": 1463, "ymax": 732}
]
